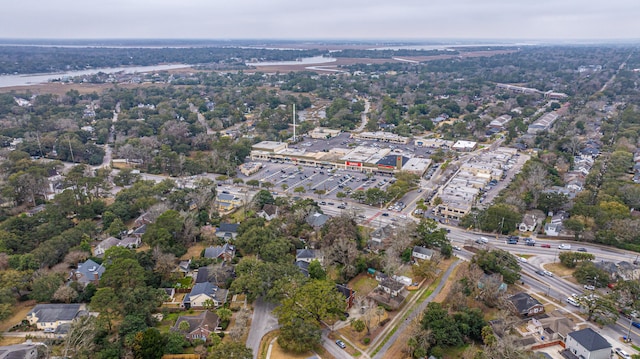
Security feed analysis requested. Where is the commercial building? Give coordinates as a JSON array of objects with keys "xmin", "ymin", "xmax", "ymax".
[
  {"xmin": 527, "ymin": 112, "xmax": 559, "ymax": 134},
  {"xmin": 488, "ymin": 115, "xmax": 512, "ymax": 130},
  {"xmin": 308, "ymin": 127, "xmax": 341, "ymax": 139},
  {"xmin": 352, "ymin": 131, "xmax": 410, "ymax": 144},
  {"xmin": 452, "ymin": 140, "xmax": 478, "ymax": 152},
  {"xmin": 238, "ymin": 162, "xmax": 262, "ymax": 176}
]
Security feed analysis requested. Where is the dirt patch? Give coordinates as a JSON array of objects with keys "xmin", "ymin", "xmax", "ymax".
[
  {"xmin": 269, "ymin": 337, "xmax": 315, "ymax": 359},
  {"xmin": 542, "ymin": 263, "xmax": 575, "ymax": 277},
  {"xmin": 181, "ymin": 243, "xmax": 207, "ymax": 260},
  {"xmin": 0, "ymin": 300, "xmax": 36, "ymax": 332},
  {"xmin": 348, "ymin": 273, "xmax": 378, "ymax": 297},
  {"xmin": 0, "ymin": 337, "xmax": 27, "ymax": 346}
]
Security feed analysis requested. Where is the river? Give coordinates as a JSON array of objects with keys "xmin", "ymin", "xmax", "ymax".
[
  {"xmin": 0, "ymin": 63, "xmax": 191, "ymax": 88},
  {"xmin": 245, "ymin": 56, "xmax": 336, "ymax": 67}
]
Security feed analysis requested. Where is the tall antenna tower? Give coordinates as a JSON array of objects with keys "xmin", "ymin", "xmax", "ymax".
[{"xmin": 292, "ymin": 103, "xmax": 296, "ymax": 142}]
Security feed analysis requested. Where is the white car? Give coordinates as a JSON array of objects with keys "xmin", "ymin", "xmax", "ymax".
[
  {"xmin": 516, "ymin": 256, "xmax": 528, "ymax": 263},
  {"xmin": 584, "ymin": 284, "xmax": 595, "ymax": 291},
  {"xmin": 566, "ymin": 297, "xmax": 580, "ymax": 307},
  {"xmin": 614, "ymin": 347, "xmax": 631, "ymax": 359},
  {"xmin": 543, "ymin": 270, "xmax": 554, "ymax": 277},
  {"xmin": 558, "ymin": 243, "xmax": 571, "ymax": 250}
]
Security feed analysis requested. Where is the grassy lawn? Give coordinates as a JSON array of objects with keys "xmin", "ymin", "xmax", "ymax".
[
  {"xmin": 181, "ymin": 243, "xmax": 208, "ymax": 260},
  {"xmin": 543, "ymin": 262, "xmax": 575, "ymax": 277},
  {"xmin": 0, "ymin": 300, "xmax": 36, "ymax": 332},
  {"xmin": 349, "ymin": 273, "xmax": 378, "ymax": 296}
]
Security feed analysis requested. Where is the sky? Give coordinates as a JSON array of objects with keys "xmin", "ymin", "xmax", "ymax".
[{"xmin": 1, "ymin": 0, "xmax": 639, "ymax": 41}]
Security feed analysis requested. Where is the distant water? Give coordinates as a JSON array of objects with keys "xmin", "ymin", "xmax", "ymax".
[
  {"xmin": 246, "ymin": 56, "xmax": 336, "ymax": 67},
  {"xmin": 0, "ymin": 63, "xmax": 191, "ymax": 88}
]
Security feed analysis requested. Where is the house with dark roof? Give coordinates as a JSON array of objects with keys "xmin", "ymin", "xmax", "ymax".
[
  {"xmin": 175, "ymin": 259, "xmax": 191, "ymax": 275},
  {"xmin": 72, "ymin": 259, "xmax": 105, "ymax": 287},
  {"xmin": 130, "ymin": 224, "xmax": 147, "ymax": 237},
  {"xmin": 182, "ymin": 282, "xmax": 227, "ymax": 309},
  {"xmin": 508, "ymin": 292, "xmax": 544, "ymax": 317},
  {"xmin": 336, "ymin": 284, "xmax": 356, "ymax": 309},
  {"xmin": 204, "ymin": 243, "xmax": 236, "ymax": 261},
  {"xmin": 564, "ymin": 328, "xmax": 611, "ymax": 359},
  {"xmin": 258, "ymin": 204, "xmax": 279, "ymax": 221},
  {"xmin": 170, "ymin": 310, "xmax": 220, "ymax": 342},
  {"xmin": 296, "ymin": 248, "xmax": 322, "ymax": 264},
  {"xmin": 26, "ymin": 304, "xmax": 83, "ymax": 331},
  {"xmin": 215, "ymin": 223, "xmax": 239, "ymax": 241},
  {"xmin": 518, "ymin": 213, "xmax": 538, "ymax": 232}
]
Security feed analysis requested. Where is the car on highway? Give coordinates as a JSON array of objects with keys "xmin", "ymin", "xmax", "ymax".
[
  {"xmin": 633, "ymin": 322, "xmax": 640, "ymax": 329},
  {"xmin": 576, "ymin": 247, "xmax": 587, "ymax": 252},
  {"xmin": 507, "ymin": 238, "xmax": 518, "ymax": 244},
  {"xmin": 453, "ymin": 246, "xmax": 461, "ymax": 251},
  {"xmin": 540, "ymin": 243, "xmax": 551, "ymax": 248},
  {"xmin": 535, "ymin": 270, "xmax": 545, "ymax": 276},
  {"xmin": 382, "ymin": 212, "xmax": 390, "ymax": 216},
  {"xmin": 335, "ymin": 340, "xmax": 346, "ymax": 349},
  {"xmin": 543, "ymin": 270, "xmax": 554, "ymax": 277},
  {"xmin": 319, "ymin": 201, "xmax": 326, "ymax": 205},
  {"xmin": 614, "ymin": 348, "xmax": 632, "ymax": 359},
  {"xmin": 558, "ymin": 244, "xmax": 571, "ymax": 250},
  {"xmin": 516, "ymin": 256, "xmax": 528, "ymax": 263}
]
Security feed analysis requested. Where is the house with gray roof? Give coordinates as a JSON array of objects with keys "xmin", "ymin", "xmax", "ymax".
[
  {"xmin": 296, "ymin": 248, "xmax": 322, "ymax": 264},
  {"xmin": 0, "ymin": 342, "xmax": 43, "ymax": 359},
  {"xmin": 182, "ymin": 282, "xmax": 227, "ymax": 309},
  {"xmin": 412, "ymin": 246, "xmax": 434, "ymax": 261},
  {"xmin": 72, "ymin": 259, "xmax": 105, "ymax": 287},
  {"xmin": 215, "ymin": 223, "xmax": 239, "ymax": 240},
  {"xmin": 170, "ymin": 310, "xmax": 220, "ymax": 342},
  {"xmin": 508, "ymin": 292, "xmax": 544, "ymax": 317},
  {"xmin": 306, "ymin": 212, "xmax": 329, "ymax": 228},
  {"xmin": 118, "ymin": 236, "xmax": 141, "ymax": 249},
  {"xmin": 94, "ymin": 237, "xmax": 120, "ymax": 257},
  {"xmin": 204, "ymin": 243, "xmax": 236, "ymax": 261},
  {"xmin": 258, "ymin": 204, "xmax": 279, "ymax": 221},
  {"xmin": 26, "ymin": 304, "xmax": 83, "ymax": 331},
  {"xmin": 564, "ymin": 328, "xmax": 611, "ymax": 359}
]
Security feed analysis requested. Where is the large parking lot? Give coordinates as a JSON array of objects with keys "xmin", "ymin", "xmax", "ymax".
[{"xmin": 242, "ymin": 161, "xmax": 397, "ymax": 202}]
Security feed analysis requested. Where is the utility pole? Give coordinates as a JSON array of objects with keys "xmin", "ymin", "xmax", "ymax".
[{"xmin": 67, "ymin": 135, "xmax": 75, "ymax": 163}]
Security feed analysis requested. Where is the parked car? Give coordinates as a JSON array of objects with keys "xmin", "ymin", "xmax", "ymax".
[
  {"xmin": 335, "ymin": 340, "xmax": 346, "ymax": 349},
  {"xmin": 584, "ymin": 284, "xmax": 595, "ymax": 291},
  {"xmin": 614, "ymin": 347, "xmax": 632, "ymax": 359}
]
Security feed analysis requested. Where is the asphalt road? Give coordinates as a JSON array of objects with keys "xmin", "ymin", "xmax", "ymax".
[{"xmin": 246, "ymin": 297, "xmax": 279, "ymax": 359}]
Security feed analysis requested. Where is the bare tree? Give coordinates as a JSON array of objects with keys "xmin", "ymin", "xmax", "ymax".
[
  {"xmin": 63, "ymin": 315, "xmax": 97, "ymax": 359},
  {"xmin": 53, "ymin": 285, "xmax": 78, "ymax": 304},
  {"xmin": 153, "ymin": 247, "xmax": 177, "ymax": 280}
]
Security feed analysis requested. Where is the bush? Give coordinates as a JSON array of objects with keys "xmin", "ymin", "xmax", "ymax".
[
  {"xmin": 379, "ymin": 318, "xmax": 390, "ymax": 326},
  {"xmin": 363, "ymin": 337, "xmax": 370, "ymax": 345}
]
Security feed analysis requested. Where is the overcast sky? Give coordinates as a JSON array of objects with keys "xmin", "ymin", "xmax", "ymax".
[{"xmin": 1, "ymin": 0, "xmax": 639, "ymax": 40}]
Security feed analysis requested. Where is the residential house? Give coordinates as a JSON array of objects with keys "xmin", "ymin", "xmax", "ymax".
[
  {"xmin": 72, "ymin": 259, "xmax": 105, "ymax": 287},
  {"xmin": 133, "ymin": 211, "xmax": 153, "ymax": 227},
  {"xmin": 374, "ymin": 271, "xmax": 389, "ymax": 282},
  {"xmin": 544, "ymin": 212, "xmax": 566, "ymax": 236},
  {"xmin": 130, "ymin": 224, "xmax": 147, "ymax": 238},
  {"xmin": 170, "ymin": 311, "xmax": 220, "ymax": 342},
  {"xmin": 564, "ymin": 328, "xmax": 611, "ymax": 359},
  {"xmin": 257, "ymin": 204, "xmax": 279, "ymax": 221},
  {"xmin": 0, "ymin": 342, "xmax": 43, "ymax": 359},
  {"xmin": 378, "ymin": 278, "xmax": 405, "ymax": 298},
  {"xmin": 370, "ymin": 224, "xmax": 396, "ymax": 246},
  {"xmin": 94, "ymin": 237, "xmax": 120, "ymax": 256},
  {"xmin": 518, "ymin": 213, "xmax": 538, "ymax": 232},
  {"xmin": 175, "ymin": 259, "xmax": 191, "ymax": 276},
  {"xmin": 412, "ymin": 246, "xmax": 434, "ymax": 261},
  {"xmin": 118, "ymin": 236, "xmax": 141, "ymax": 249},
  {"xmin": 306, "ymin": 212, "xmax": 330, "ymax": 228},
  {"xmin": 25, "ymin": 205, "xmax": 46, "ymax": 217},
  {"xmin": 508, "ymin": 292, "xmax": 544, "ymax": 317},
  {"xmin": 182, "ymin": 282, "xmax": 227, "ymax": 309},
  {"xmin": 296, "ymin": 248, "xmax": 322, "ymax": 264},
  {"xmin": 204, "ymin": 243, "xmax": 236, "ymax": 261},
  {"xmin": 216, "ymin": 193, "xmax": 242, "ymax": 212},
  {"xmin": 527, "ymin": 311, "xmax": 576, "ymax": 341},
  {"xmin": 595, "ymin": 261, "xmax": 640, "ymax": 281},
  {"xmin": 336, "ymin": 284, "xmax": 356, "ymax": 309},
  {"xmin": 215, "ymin": 223, "xmax": 239, "ymax": 241},
  {"xmin": 26, "ymin": 304, "xmax": 83, "ymax": 331}
]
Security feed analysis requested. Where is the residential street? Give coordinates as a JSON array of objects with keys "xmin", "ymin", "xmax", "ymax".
[{"xmin": 246, "ymin": 297, "xmax": 279, "ymax": 359}]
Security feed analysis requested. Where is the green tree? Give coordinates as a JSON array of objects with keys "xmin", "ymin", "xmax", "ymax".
[
  {"xmin": 30, "ymin": 272, "xmax": 65, "ymax": 302},
  {"xmin": 133, "ymin": 328, "xmax": 166, "ymax": 359},
  {"xmin": 100, "ymin": 258, "xmax": 146, "ymax": 290},
  {"xmin": 208, "ymin": 342, "xmax": 252, "ymax": 359},
  {"xmin": 471, "ymin": 249, "xmax": 521, "ymax": 284},
  {"xmin": 90, "ymin": 287, "xmax": 121, "ymax": 331},
  {"xmin": 415, "ymin": 218, "xmax": 452, "ymax": 258},
  {"xmin": 558, "ymin": 251, "xmax": 595, "ymax": 269},
  {"xmin": 164, "ymin": 331, "xmax": 188, "ymax": 354},
  {"xmin": 216, "ymin": 307, "xmax": 233, "ymax": 323},
  {"xmin": 573, "ymin": 262, "xmax": 610, "ymax": 287},
  {"xmin": 308, "ymin": 260, "xmax": 326, "ymax": 280},
  {"xmin": 107, "ymin": 217, "xmax": 127, "ymax": 238},
  {"xmin": 351, "ymin": 319, "xmax": 365, "ymax": 332},
  {"xmin": 246, "ymin": 179, "xmax": 260, "ymax": 188},
  {"xmin": 142, "ymin": 210, "xmax": 186, "ymax": 256},
  {"xmin": 253, "ymin": 190, "xmax": 274, "ymax": 208}
]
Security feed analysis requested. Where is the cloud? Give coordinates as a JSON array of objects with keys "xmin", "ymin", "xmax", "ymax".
[{"xmin": 0, "ymin": 0, "xmax": 639, "ymax": 39}]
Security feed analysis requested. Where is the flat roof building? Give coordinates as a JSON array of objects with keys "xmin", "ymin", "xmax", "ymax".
[
  {"xmin": 452, "ymin": 140, "xmax": 478, "ymax": 152},
  {"xmin": 353, "ymin": 131, "xmax": 410, "ymax": 144}
]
